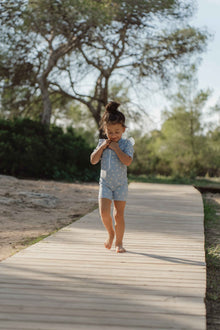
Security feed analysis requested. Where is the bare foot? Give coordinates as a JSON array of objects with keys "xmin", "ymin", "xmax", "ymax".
[
  {"xmin": 104, "ymin": 235, "xmax": 114, "ymax": 250},
  {"xmin": 115, "ymin": 245, "xmax": 126, "ymax": 253}
]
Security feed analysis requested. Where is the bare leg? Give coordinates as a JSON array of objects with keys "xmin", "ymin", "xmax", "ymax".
[
  {"xmin": 113, "ymin": 200, "xmax": 126, "ymax": 253},
  {"xmin": 99, "ymin": 198, "xmax": 115, "ymax": 249}
]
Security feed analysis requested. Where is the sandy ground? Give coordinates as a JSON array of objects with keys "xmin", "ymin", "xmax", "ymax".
[{"xmin": 0, "ymin": 175, "xmax": 99, "ymax": 261}]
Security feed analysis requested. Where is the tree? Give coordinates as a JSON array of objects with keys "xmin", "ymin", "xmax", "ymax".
[
  {"xmin": 156, "ymin": 66, "xmax": 211, "ymax": 177},
  {"xmin": 128, "ymin": 130, "xmax": 159, "ymax": 175},
  {"xmin": 0, "ymin": 0, "xmax": 114, "ymax": 124},
  {"xmin": 0, "ymin": 0, "xmax": 210, "ymax": 128},
  {"xmin": 51, "ymin": 0, "xmax": 210, "ymax": 131}
]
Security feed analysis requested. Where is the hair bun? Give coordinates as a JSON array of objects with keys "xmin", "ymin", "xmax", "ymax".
[{"xmin": 105, "ymin": 101, "xmax": 120, "ymax": 113}]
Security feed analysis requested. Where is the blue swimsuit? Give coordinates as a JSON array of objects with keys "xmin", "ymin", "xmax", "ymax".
[{"xmin": 95, "ymin": 138, "xmax": 134, "ymax": 201}]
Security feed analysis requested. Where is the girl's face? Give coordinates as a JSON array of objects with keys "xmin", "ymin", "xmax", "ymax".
[{"xmin": 105, "ymin": 123, "xmax": 125, "ymax": 142}]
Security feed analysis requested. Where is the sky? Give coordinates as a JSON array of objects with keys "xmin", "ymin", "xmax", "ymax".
[{"xmin": 144, "ymin": 0, "xmax": 220, "ymax": 131}]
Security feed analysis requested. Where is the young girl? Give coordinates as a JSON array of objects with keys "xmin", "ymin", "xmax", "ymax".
[{"xmin": 90, "ymin": 101, "xmax": 134, "ymax": 253}]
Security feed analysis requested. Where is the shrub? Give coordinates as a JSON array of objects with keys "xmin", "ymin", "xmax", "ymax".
[{"xmin": 0, "ymin": 118, "xmax": 99, "ymax": 181}]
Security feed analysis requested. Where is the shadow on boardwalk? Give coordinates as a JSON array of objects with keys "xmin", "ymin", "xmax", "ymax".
[{"xmin": 127, "ymin": 251, "xmax": 206, "ymax": 266}]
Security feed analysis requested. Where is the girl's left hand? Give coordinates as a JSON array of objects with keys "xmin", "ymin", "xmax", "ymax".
[{"xmin": 108, "ymin": 141, "xmax": 119, "ymax": 151}]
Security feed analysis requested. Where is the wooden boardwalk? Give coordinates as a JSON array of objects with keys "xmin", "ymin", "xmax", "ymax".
[{"xmin": 0, "ymin": 183, "xmax": 206, "ymax": 330}]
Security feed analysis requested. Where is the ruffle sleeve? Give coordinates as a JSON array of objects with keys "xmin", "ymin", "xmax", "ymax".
[{"xmin": 124, "ymin": 138, "xmax": 134, "ymax": 158}]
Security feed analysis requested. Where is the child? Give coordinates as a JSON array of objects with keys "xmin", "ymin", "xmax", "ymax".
[{"xmin": 90, "ymin": 101, "xmax": 134, "ymax": 253}]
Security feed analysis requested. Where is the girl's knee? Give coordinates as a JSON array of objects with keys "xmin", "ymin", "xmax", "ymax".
[
  {"xmin": 114, "ymin": 210, "xmax": 124, "ymax": 223},
  {"xmin": 99, "ymin": 206, "xmax": 111, "ymax": 219},
  {"xmin": 100, "ymin": 208, "xmax": 110, "ymax": 219},
  {"xmin": 99, "ymin": 198, "xmax": 112, "ymax": 218}
]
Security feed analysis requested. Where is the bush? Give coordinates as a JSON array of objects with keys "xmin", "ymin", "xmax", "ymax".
[{"xmin": 0, "ymin": 118, "xmax": 99, "ymax": 181}]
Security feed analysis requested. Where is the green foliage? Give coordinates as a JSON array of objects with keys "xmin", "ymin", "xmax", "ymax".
[
  {"xmin": 128, "ymin": 174, "xmax": 220, "ymax": 186},
  {"xmin": 128, "ymin": 112, "xmax": 219, "ymax": 178},
  {"xmin": 0, "ymin": 118, "xmax": 99, "ymax": 181},
  {"xmin": 128, "ymin": 130, "xmax": 166, "ymax": 175},
  {"xmin": 205, "ymin": 127, "xmax": 220, "ymax": 177},
  {"xmin": 127, "ymin": 66, "xmax": 219, "ymax": 179}
]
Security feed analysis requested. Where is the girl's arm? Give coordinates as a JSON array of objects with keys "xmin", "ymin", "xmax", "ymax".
[
  {"xmin": 108, "ymin": 142, "xmax": 132, "ymax": 166},
  {"xmin": 90, "ymin": 140, "xmax": 110, "ymax": 165}
]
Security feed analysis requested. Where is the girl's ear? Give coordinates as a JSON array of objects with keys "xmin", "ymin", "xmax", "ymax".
[{"xmin": 123, "ymin": 126, "xmax": 126, "ymax": 133}]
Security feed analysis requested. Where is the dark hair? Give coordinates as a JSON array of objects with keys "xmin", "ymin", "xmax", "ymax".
[{"xmin": 99, "ymin": 101, "xmax": 126, "ymax": 130}]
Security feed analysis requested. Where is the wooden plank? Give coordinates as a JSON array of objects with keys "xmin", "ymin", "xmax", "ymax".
[
  {"xmin": 0, "ymin": 312, "xmax": 206, "ymax": 329},
  {"xmin": 0, "ymin": 300, "xmax": 205, "ymax": 315},
  {"xmin": 0, "ymin": 322, "xmax": 172, "ymax": 330}
]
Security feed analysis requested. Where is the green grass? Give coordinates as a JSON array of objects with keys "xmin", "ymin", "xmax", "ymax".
[
  {"xmin": 203, "ymin": 196, "xmax": 220, "ymax": 328},
  {"xmin": 20, "ymin": 234, "xmax": 52, "ymax": 247},
  {"xmin": 203, "ymin": 196, "xmax": 220, "ymax": 276},
  {"xmin": 203, "ymin": 198, "xmax": 219, "ymax": 228},
  {"xmin": 128, "ymin": 174, "xmax": 220, "ymax": 187}
]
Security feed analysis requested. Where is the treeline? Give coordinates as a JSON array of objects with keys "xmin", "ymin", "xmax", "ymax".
[
  {"xmin": 0, "ymin": 118, "xmax": 99, "ymax": 181},
  {"xmin": 0, "ymin": 117, "xmax": 219, "ymax": 182},
  {"xmin": 129, "ymin": 127, "xmax": 219, "ymax": 178},
  {"xmin": 128, "ymin": 70, "xmax": 220, "ymax": 179}
]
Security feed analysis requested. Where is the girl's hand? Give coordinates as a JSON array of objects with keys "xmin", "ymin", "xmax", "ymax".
[
  {"xmin": 90, "ymin": 139, "xmax": 111, "ymax": 165},
  {"xmin": 108, "ymin": 141, "xmax": 120, "ymax": 152},
  {"xmin": 108, "ymin": 141, "xmax": 132, "ymax": 166},
  {"xmin": 101, "ymin": 139, "xmax": 111, "ymax": 150}
]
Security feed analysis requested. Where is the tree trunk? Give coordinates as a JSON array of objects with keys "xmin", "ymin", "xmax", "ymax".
[{"xmin": 38, "ymin": 77, "xmax": 52, "ymax": 126}]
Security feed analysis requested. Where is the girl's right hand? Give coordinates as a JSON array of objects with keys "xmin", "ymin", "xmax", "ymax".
[{"xmin": 101, "ymin": 139, "xmax": 111, "ymax": 149}]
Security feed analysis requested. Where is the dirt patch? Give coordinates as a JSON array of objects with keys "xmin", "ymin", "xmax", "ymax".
[{"xmin": 0, "ymin": 175, "xmax": 99, "ymax": 261}]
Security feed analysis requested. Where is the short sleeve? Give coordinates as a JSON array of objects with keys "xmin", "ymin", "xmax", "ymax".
[
  {"xmin": 124, "ymin": 139, "xmax": 134, "ymax": 158},
  {"xmin": 94, "ymin": 139, "xmax": 105, "ymax": 151}
]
